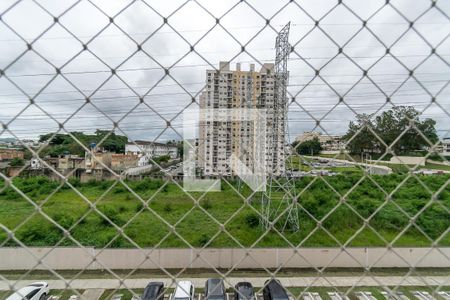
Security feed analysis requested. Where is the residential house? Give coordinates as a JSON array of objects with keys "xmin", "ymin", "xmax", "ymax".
[
  {"xmin": 125, "ymin": 141, "xmax": 178, "ymax": 159},
  {"xmin": 0, "ymin": 148, "xmax": 24, "ymax": 161}
]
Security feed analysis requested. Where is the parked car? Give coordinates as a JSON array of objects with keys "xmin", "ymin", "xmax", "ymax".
[
  {"xmin": 234, "ymin": 282, "xmax": 255, "ymax": 300},
  {"xmin": 205, "ymin": 279, "xmax": 226, "ymax": 300},
  {"xmin": 263, "ymin": 279, "xmax": 289, "ymax": 300},
  {"xmin": 142, "ymin": 282, "xmax": 164, "ymax": 300},
  {"xmin": 173, "ymin": 281, "xmax": 195, "ymax": 300},
  {"xmin": 6, "ymin": 282, "xmax": 49, "ymax": 300}
]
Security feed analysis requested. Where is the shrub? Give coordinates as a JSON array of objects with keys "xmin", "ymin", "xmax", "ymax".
[
  {"xmin": 38, "ymin": 184, "xmax": 56, "ymax": 196},
  {"xmin": 245, "ymin": 213, "xmax": 260, "ymax": 228},
  {"xmin": 197, "ymin": 233, "xmax": 210, "ymax": 246},
  {"xmin": 68, "ymin": 177, "xmax": 81, "ymax": 187},
  {"xmin": 9, "ymin": 157, "xmax": 24, "ymax": 166},
  {"xmin": 163, "ymin": 203, "xmax": 172, "ymax": 212},
  {"xmin": 101, "ymin": 205, "xmax": 125, "ymax": 226},
  {"xmin": 117, "ymin": 204, "xmax": 127, "ymax": 213},
  {"xmin": 153, "ymin": 155, "xmax": 170, "ymax": 164},
  {"xmin": 4, "ymin": 188, "xmax": 18, "ymax": 200},
  {"xmin": 201, "ymin": 198, "xmax": 212, "ymax": 210},
  {"xmin": 53, "ymin": 212, "xmax": 75, "ymax": 229},
  {"xmin": 17, "ymin": 218, "xmax": 62, "ymax": 246},
  {"xmin": 99, "ymin": 180, "xmax": 112, "ymax": 190},
  {"xmin": 134, "ymin": 179, "xmax": 151, "ymax": 191},
  {"xmin": 110, "ymin": 237, "xmax": 132, "ymax": 248},
  {"xmin": 113, "ymin": 186, "xmax": 126, "ymax": 194},
  {"xmin": 132, "ymin": 178, "xmax": 164, "ymax": 192},
  {"xmin": 86, "ymin": 179, "xmax": 98, "ymax": 187}
]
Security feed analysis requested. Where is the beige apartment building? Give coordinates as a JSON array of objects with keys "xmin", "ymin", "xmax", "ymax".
[
  {"xmin": 295, "ymin": 131, "xmax": 344, "ymax": 152},
  {"xmin": 198, "ymin": 61, "xmax": 286, "ymax": 176},
  {"xmin": 0, "ymin": 148, "xmax": 24, "ymax": 161},
  {"xmin": 125, "ymin": 141, "xmax": 178, "ymax": 159}
]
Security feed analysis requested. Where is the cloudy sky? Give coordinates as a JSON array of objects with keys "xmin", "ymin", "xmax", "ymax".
[{"xmin": 0, "ymin": 0, "xmax": 449, "ymax": 144}]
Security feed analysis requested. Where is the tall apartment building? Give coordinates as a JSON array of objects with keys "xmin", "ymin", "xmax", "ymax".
[{"xmin": 198, "ymin": 61, "xmax": 286, "ymax": 176}]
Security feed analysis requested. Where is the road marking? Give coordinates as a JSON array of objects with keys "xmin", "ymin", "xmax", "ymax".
[
  {"xmin": 81, "ymin": 289, "xmax": 105, "ymax": 300},
  {"xmin": 303, "ymin": 292, "xmax": 322, "ymax": 300},
  {"xmin": 396, "ymin": 292, "xmax": 409, "ymax": 300},
  {"xmin": 413, "ymin": 291, "xmax": 433, "ymax": 300},
  {"xmin": 112, "ymin": 294, "xmax": 123, "ymax": 300},
  {"xmin": 327, "ymin": 292, "xmax": 349, "ymax": 300},
  {"xmin": 381, "ymin": 291, "xmax": 399, "ymax": 300},
  {"xmin": 438, "ymin": 292, "xmax": 450, "ymax": 300}
]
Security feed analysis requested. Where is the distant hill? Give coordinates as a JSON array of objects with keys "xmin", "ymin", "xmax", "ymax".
[
  {"xmin": 0, "ymin": 138, "xmax": 17, "ymax": 143},
  {"xmin": 38, "ymin": 130, "xmax": 128, "ymax": 157}
]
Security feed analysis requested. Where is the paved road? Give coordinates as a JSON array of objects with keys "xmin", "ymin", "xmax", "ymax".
[{"xmin": 0, "ymin": 276, "xmax": 447, "ymax": 290}]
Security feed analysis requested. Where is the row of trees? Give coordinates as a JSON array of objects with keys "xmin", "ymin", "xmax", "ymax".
[
  {"xmin": 39, "ymin": 129, "xmax": 128, "ymax": 157},
  {"xmin": 292, "ymin": 137, "xmax": 322, "ymax": 155},
  {"xmin": 293, "ymin": 106, "xmax": 438, "ymax": 155},
  {"xmin": 343, "ymin": 106, "xmax": 438, "ymax": 154}
]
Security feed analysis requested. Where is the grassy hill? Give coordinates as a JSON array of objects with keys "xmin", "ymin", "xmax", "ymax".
[
  {"xmin": 38, "ymin": 130, "xmax": 128, "ymax": 157},
  {"xmin": 0, "ymin": 174, "xmax": 448, "ymax": 248}
]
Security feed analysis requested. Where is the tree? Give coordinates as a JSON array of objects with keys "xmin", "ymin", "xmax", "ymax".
[
  {"xmin": 294, "ymin": 137, "xmax": 322, "ymax": 155},
  {"xmin": 374, "ymin": 106, "xmax": 438, "ymax": 153},
  {"xmin": 343, "ymin": 113, "xmax": 378, "ymax": 154},
  {"xmin": 167, "ymin": 140, "xmax": 183, "ymax": 157},
  {"xmin": 344, "ymin": 106, "xmax": 438, "ymax": 154},
  {"xmin": 9, "ymin": 157, "xmax": 24, "ymax": 166},
  {"xmin": 38, "ymin": 130, "xmax": 128, "ymax": 157},
  {"xmin": 153, "ymin": 155, "xmax": 170, "ymax": 164}
]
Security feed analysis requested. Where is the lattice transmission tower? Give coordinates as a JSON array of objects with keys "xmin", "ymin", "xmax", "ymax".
[{"xmin": 260, "ymin": 22, "xmax": 300, "ymax": 232}]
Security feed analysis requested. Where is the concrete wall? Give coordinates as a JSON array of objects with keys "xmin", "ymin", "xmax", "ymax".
[
  {"xmin": 308, "ymin": 156, "xmax": 392, "ymax": 174},
  {"xmin": 389, "ymin": 156, "xmax": 426, "ymax": 166},
  {"xmin": 0, "ymin": 247, "xmax": 448, "ymax": 270}
]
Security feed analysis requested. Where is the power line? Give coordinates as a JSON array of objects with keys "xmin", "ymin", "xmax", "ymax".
[
  {"xmin": 4, "ymin": 98, "xmax": 448, "ymax": 121},
  {"xmin": 4, "ymin": 54, "xmax": 450, "ymax": 78},
  {"xmin": 1, "ymin": 76, "xmax": 448, "ymax": 100},
  {"xmin": 1, "ymin": 21, "xmax": 448, "ymax": 42},
  {"xmin": 1, "ymin": 86, "xmax": 449, "ymax": 109}
]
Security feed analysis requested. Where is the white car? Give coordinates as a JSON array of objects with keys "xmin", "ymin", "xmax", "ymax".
[
  {"xmin": 6, "ymin": 282, "xmax": 49, "ymax": 300},
  {"xmin": 173, "ymin": 281, "xmax": 195, "ymax": 300}
]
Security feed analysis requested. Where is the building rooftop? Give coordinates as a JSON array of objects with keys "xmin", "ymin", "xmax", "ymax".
[
  {"xmin": 127, "ymin": 140, "xmax": 175, "ymax": 147},
  {"xmin": 209, "ymin": 61, "xmax": 274, "ymax": 74}
]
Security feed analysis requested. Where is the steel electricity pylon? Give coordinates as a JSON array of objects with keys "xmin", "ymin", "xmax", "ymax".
[{"xmin": 260, "ymin": 22, "xmax": 300, "ymax": 232}]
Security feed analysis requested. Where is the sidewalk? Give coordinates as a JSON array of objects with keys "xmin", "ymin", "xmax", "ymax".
[{"xmin": 1, "ymin": 276, "xmax": 447, "ymax": 290}]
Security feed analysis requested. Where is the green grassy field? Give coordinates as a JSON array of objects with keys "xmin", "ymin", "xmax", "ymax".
[
  {"xmin": 372, "ymin": 162, "xmax": 450, "ymax": 174},
  {"xmin": 0, "ymin": 174, "xmax": 448, "ymax": 248},
  {"xmin": 423, "ymin": 163, "xmax": 450, "ymax": 171}
]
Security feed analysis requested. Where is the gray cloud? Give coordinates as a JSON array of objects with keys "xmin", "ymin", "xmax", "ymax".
[{"xmin": 0, "ymin": 0, "xmax": 448, "ymax": 142}]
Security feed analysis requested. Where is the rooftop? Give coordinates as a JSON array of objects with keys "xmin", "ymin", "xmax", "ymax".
[
  {"xmin": 209, "ymin": 61, "xmax": 274, "ymax": 74},
  {"xmin": 127, "ymin": 140, "xmax": 176, "ymax": 147}
]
